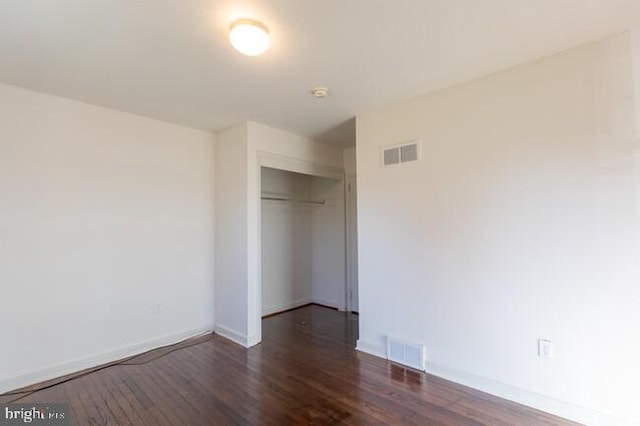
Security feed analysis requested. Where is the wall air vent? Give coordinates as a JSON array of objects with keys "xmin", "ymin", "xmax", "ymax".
[
  {"xmin": 382, "ymin": 140, "xmax": 421, "ymax": 167},
  {"xmin": 383, "ymin": 147, "xmax": 400, "ymax": 166},
  {"xmin": 386, "ymin": 336, "xmax": 426, "ymax": 371}
]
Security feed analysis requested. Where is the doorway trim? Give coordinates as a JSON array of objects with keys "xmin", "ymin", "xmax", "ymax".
[
  {"xmin": 258, "ymin": 152, "xmax": 344, "ymax": 180},
  {"xmin": 345, "ymin": 174, "xmax": 359, "ymax": 312}
]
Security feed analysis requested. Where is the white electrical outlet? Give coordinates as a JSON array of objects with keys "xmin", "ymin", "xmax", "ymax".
[
  {"xmin": 538, "ymin": 339, "xmax": 554, "ymax": 359},
  {"xmin": 153, "ymin": 302, "xmax": 162, "ymax": 314}
]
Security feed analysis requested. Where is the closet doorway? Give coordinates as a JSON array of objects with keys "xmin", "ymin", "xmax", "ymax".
[
  {"xmin": 260, "ymin": 166, "xmax": 347, "ymax": 318},
  {"xmin": 260, "ymin": 167, "xmax": 347, "ymax": 317}
]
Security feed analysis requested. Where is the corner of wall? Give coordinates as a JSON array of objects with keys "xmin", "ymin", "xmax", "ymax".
[{"xmin": 214, "ymin": 324, "xmax": 260, "ymax": 348}]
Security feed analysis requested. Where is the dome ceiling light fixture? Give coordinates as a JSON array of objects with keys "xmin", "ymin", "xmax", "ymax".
[{"xmin": 229, "ymin": 19, "xmax": 271, "ymax": 56}]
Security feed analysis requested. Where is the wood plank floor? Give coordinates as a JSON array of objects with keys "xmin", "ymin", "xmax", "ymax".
[{"xmin": 1, "ymin": 305, "xmax": 579, "ymax": 425}]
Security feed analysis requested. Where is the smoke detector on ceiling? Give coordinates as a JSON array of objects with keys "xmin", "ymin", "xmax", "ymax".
[{"xmin": 311, "ymin": 87, "xmax": 329, "ymax": 98}]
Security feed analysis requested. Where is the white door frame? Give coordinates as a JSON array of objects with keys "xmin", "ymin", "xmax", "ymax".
[{"xmin": 345, "ymin": 174, "xmax": 359, "ymax": 312}]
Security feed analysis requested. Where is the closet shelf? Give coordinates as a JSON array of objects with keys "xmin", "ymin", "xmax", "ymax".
[{"xmin": 261, "ymin": 196, "xmax": 325, "ymax": 205}]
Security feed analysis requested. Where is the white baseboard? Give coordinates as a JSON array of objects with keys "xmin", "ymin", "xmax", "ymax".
[
  {"xmin": 355, "ymin": 339, "xmax": 631, "ymax": 426},
  {"xmin": 261, "ymin": 298, "xmax": 343, "ymax": 317},
  {"xmin": 0, "ymin": 327, "xmax": 212, "ymax": 394},
  {"xmin": 246, "ymin": 333, "xmax": 261, "ymax": 348},
  {"xmin": 262, "ymin": 298, "xmax": 312, "ymax": 317},
  {"xmin": 422, "ymin": 362, "xmax": 633, "ymax": 426},
  {"xmin": 311, "ymin": 297, "xmax": 339, "ymax": 310},
  {"xmin": 356, "ymin": 339, "xmax": 386, "ymax": 358},
  {"xmin": 214, "ymin": 324, "xmax": 257, "ymax": 348}
]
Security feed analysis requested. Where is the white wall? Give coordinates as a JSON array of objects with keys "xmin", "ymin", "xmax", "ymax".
[
  {"xmin": 250, "ymin": 122, "xmax": 344, "ymax": 171},
  {"xmin": 356, "ymin": 33, "xmax": 640, "ymax": 425},
  {"xmin": 0, "ymin": 83, "xmax": 216, "ymax": 392},
  {"xmin": 261, "ymin": 168, "xmax": 313, "ymax": 315},
  {"xmin": 214, "ymin": 123, "xmax": 248, "ymax": 344}
]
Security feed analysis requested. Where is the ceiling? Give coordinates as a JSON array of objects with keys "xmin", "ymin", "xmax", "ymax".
[{"xmin": 1, "ymin": 1, "xmax": 640, "ymax": 147}]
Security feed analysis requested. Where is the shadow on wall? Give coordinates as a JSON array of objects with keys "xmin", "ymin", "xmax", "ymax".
[{"xmin": 317, "ymin": 117, "xmax": 356, "ymax": 148}]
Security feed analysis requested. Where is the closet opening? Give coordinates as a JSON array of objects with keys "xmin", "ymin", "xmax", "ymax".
[
  {"xmin": 249, "ymin": 151, "xmax": 358, "ymax": 347},
  {"xmin": 259, "ymin": 166, "xmax": 358, "ymax": 346},
  {"xmin": 259, "ymin": 165, "xmax": 357, "ymax": 343}
]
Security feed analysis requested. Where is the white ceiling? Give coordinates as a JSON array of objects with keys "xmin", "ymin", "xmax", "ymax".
[{"xmin": 1, "ymin": 1, "xmax": 640, "ymax": 147}]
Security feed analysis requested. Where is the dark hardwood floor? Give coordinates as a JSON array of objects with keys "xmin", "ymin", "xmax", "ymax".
[{"xmin": 1, "ymin": 305, "xmax": 579, "ymax": 425}]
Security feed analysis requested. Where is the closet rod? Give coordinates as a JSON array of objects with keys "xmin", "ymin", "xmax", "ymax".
[{"xmin": 261, "ymin": 196, "xmax": 325, "ymax": 205}]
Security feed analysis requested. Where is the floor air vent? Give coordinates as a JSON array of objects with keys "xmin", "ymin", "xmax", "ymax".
[
  {"xmin": 387, "ymin": 337, "xmax": 426, "ymax": 371},
  {"xmin": 382, "ymin": 140, "xmax": 421, "ymax": 167}
]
